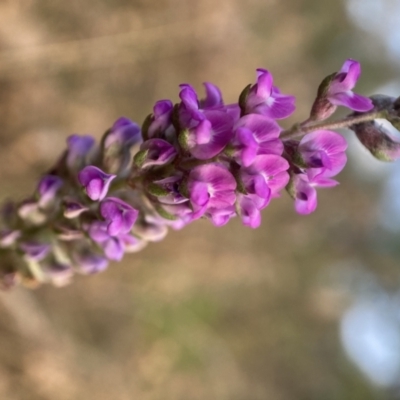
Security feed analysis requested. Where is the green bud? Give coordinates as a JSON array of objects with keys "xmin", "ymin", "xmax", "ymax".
[
  {"xmin": 154, "ymin": 205, "xmax": 177, "ymax": 221},
  {"xmin": 146, "ymin": 183, "xmax": 170, "ymax": 197},
  {"xmin": 238, "ymin": 84, "xmax": 252, "ymax": 116},
  {"xmin": 141, "ymin": 113, "xmax": 153, "ymax": 141},
  {"xmin": 309, "ymin": 72, "xmax": 337, "ymax": 122},
  {"xmin": 178, "ymin": 128, "xmax": 190, "ymax": 152},
  {"xmin": 133, "ymin": 149, "xmax": 149, "ymax": 168},
  {"xmin": 351, "ymin": 121, "xmax": 400, "ymax": 162}
]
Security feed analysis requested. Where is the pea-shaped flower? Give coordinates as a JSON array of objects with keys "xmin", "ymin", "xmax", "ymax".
[
  {"xmin": 188, "ymin": 163, "xmax": 237, "ymax": 218},
  {"xmin": 232, "ymin": 114, "xmax": 283, "ymax": 167},
  {"xmin": 78, "ymin": 166, "xmax": 116, "ymax": 201},
  {"xmin": 298, "ymin": 130, "xmax": 348, "ymax": 177},
  {"xmin": 326, "ymin": 59, "xmax": 373, "ymax": 112},
  {"xmin": 100, "ymin": 197, "xmax": 138, "ymax": 237},
  {"xmin": 244, "ymin": 69, "xmax": 295, "ymax": 119}
]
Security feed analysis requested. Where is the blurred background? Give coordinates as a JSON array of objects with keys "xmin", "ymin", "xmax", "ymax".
[{"xmin": 0, "ymin": 0, "xmax": 400, "ymax": 399}]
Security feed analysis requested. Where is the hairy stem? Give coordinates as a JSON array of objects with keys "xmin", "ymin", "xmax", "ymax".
[{"xmin": 281, "ymin": 110, "xmax": 387, "ymax": 140}]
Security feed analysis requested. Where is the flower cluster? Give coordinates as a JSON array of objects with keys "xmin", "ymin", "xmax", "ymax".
[{"xmin": 0, "ymin": 59, "xmax": 398, "ymax": 288}]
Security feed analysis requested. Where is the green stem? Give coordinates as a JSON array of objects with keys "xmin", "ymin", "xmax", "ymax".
[{"xmin": 281, "ymin": 110, "xmax": 387, "ymax": 140}]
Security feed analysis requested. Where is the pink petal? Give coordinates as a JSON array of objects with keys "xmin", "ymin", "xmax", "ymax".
[
  {"xmin": 255, "ymin": 69, "xmax": 273, "ymax": 98},
  {"xmin": 329, "ymin": 92, "xmax": 373, "ymax": 112},
  {"xmin": 337, "ymin": 59, "xmax": 361, "ymax": 91},
  {"xmin": 294, "ymin": 177, "xmax": 317, "ymax": 215},
  {"xmin": 201, "ymin": 82, "xmax": 223, "ymax": 108}
]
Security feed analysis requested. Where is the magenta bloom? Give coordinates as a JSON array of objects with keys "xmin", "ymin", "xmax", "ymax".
[
  {"xmin": 244, "ymin": 69, "xmax": 295, "ymax": 119},
  {"xmin": 148, "ymin": 100, "xmax": 174, "ymax": 138},
  {"xmin": 292, "ymin": 169, "xmax": 339, "ymax": 215},
  {"xmin": 179, "ymin": 82, "xmax": 225, "ymax": 125},
  {"xmin": 292, "ymin": 174, "xmax": 318, "ymax": 215},
  {"xmin": 100, "ymin": 197, "xmax": 138, "ymax": 236},
  {"xmin": 88, "ymin": 222, "xmax": 124, "ymax": 261},
  {"xmin": 78, "ymin": 166, "xmax": 116, "ymax": 201},
  {"xmin": 179, "ymin": 84, "xmax": 204, "ymax": 122},
  {"xmin": 237, "ymin": 195, "xmax": 261, "ymax": 229},
  {"xmin": 199, "ymin": 82, "xmax": 223, "ymax": 109},
  {"xmin": 204, "ymin": 205, "xmax": 236, "ymax": 227},
  {"xmin": 187, "ymin": 110, "xmax": 234, "ymax": 160},
  {"xmin": 188, "ymin": 164, "xmax": 237, "ymax": 218},
  {"xmin": 139, "ymin": 139, "xmax": 177, "ymax": 168},
  {"xmin": 232, "ymin": 114, "xmax": 283, "ymax": 167},
  {"xmin": 241, "ymin": 155, "xmax": 290, "ymax": 208},
  {"xmin": 327, "ymin": 59, "xmax": 373, "ymax": 112},
  {"xmin": 298, "ymin": 130, "xmax": 348, "ymax": 176},
  {"xmin": 37, "ymin": 175, "xmax": 63, "ymax": 207}
]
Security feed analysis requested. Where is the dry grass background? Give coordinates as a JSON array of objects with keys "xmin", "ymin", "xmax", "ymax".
[{"xmin": 0, "ymin": 1, "xmax": 398, "ymax": 399}]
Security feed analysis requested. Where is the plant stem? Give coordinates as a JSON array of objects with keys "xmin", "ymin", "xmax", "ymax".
[{"xmin": 281, "ymin": 110, "xmax": 387, "ymax": 140}]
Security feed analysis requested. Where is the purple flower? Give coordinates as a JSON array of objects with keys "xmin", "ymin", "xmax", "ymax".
[
  {"xmin": 291, "ymin": 169, "xmax": 339, "ymax": 215},
  {"xmin": 37, "ymin": 175, "xmax": 63, "ymax": 207},
  {"xmin": 148, "ymin": 100, "xmax": 174, "ymax": 138},
  {"xmin": 292, "ymin": 174, "xmax": 318, "ymax": 215},
  {"xmin": 298, "ymin": 130, "xmax": 347, "ymax": 177},
  {"xmin": 179, "ymin": 83, "xmax": 225, "ymax": 125},
  {"xmin": 244, "ymin": 69, "xmax": 295, "ymax": 119},
  {"xmin": 138, "ymin": 139, "xmax": 177, "ymax": 168},
  {"xmin": 188, "ymin": 164, "xmax": 237, "ymax": 218},
  {"xmin": 78, "ymin": 166, "xmax": 116, "ymax": 201},
  {"xmin": 327, "ymin": 59, "xmax": 373, "ymax": 112},
  {"xmin": 88, "ymin": 222, "xmax": 125, "ymax": 261},
  {"xmin": 204, "ymin": 206, "xmax": 236, "ymax": 227},
  {"xmin": 187, "ymin": 110, "xmax": 234, "ymax": 160},
  {"xmin": 199, "ymin": 82, "xmax": 223, "ymax": 109},
  {"xmin": 237, "ymin": 195, "xmax": 261, "ymax": 229},
  {"xmin": 20, "ymin": 242, "xmax": 50, "ymax": 261},
  {"xmin": 241, "ymin": 155, "xmax": 290, "ymax": 207},
  {"xmin": 66, "ymin": 135, "xmax": 95, "ymax": 169},
  {"xmin": 179, "ymin": 84, "xmax": 204, "ymax": 123},
  {"xmin": 232, "ymin": 114, "xmax": 283, "ymax": 166},
  {"xmin": 100, "ymin": 197, "xmax": 139, "ymax": 236}
]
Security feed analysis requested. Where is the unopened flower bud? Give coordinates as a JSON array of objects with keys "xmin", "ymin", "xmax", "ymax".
[
  {"xmin": 37, "ymin": 175, "xmax": 63, "ymax": 208},
  {"xmin": 18, "ymin": 200, "xmax": 46, "ymax": 225},
  {"xmin": 101, "ymin": 117, "xmax": 141, "ymax": 174},
  {"xmin": 351, "ymin": 120, "xmax": 400, "ymax": 162},
  {"xmin": 0, "ymin": 230, "xmax": 21, "ymax": 248},
  {"xmin": 66, "ymin": 135, "xmax": 96, "ymax": 171},
  {"xmin": 63, "ymin": 199, "xmax": 89, "ymax": 219}
]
